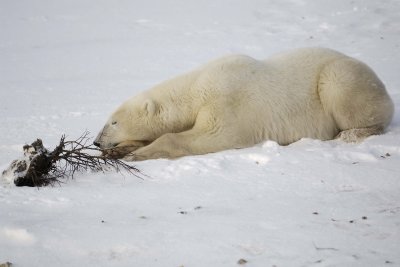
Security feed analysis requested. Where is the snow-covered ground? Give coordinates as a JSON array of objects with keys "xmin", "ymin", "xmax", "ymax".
[{"xmin": 1, "ymin": 0, "xmax": 399, "ymax": 266}]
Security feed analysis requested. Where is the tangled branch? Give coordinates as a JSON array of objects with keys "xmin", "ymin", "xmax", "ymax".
[{"xmin": 2, "ymin": 131, "xmax": 142, "ymax": 187}]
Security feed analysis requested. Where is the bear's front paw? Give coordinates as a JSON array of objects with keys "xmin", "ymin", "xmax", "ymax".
[
  {"xmin": 101, "ymin": 141, "xmax": 147, "ymax": 159},
  {"xmin": 101, "ymin": 146, "xmax": 132, "ymax": 159},
  {"xmin": 122, "ymin": 150, "xmax": 159, "ymax": 161},
  {"xmin": 122, "ymin": 152, "xmax": 137, "ymax": 162},
  {"xmin": 101, "ymin": 148, "xmax": 124, "ymax": 159}
]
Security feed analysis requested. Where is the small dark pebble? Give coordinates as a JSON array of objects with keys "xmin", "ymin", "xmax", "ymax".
[
  {"xmin": 101, "ymin": 220, "xmax": 105, "ymax": 223},
  {"xmin": 194, "ymin": 206, "xmax": 202, "ymax": 210},
  {"xmin": 139, "ymin": 216, "xmax": 147, "ymax": 219},
  {"xmin": 178, "ymin": 211, "xmax": 188, "ymax": 215},
  {"xmin": 386, "ymin": 153, "xmax": 391, "ymax": 157},
  {"xmin": 313, "ymin": 212, "xmax": 319, "ymax": 215},
  {"xmin": 385, "ymin": 260, "xmax": 393, "ymax": 264},
  {"xmin": 349, "ymin": 220, "xmax": 354, "ymax": 223},
  {"xmin": 237, "ymin": 258, "xmax": 247, "ymax": 265},
  {"xmin": 352, "ymin": 162, "xmax": 359, "ymax": 164},
  {"xmin": 362, "ymin": 216, "xmax": 367, "ymax": 220}
]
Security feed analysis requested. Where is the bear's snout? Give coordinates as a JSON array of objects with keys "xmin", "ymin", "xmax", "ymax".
[{"xmin": 93, "ymin": 141, "xmax": 101, "ymax": 147}]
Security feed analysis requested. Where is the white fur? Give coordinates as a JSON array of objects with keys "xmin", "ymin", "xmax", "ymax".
[{"xmin": 94, "ymin": 47, "xmax": 394, "ymax": 161}]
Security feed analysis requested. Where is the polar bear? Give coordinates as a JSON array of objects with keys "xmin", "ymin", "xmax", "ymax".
[{"xmin": 94, "ymin": 47, "xmax": 394, "ymax": 161}]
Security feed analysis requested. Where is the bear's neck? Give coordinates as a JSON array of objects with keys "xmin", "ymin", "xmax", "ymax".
[{"xmin": 150, "ymin": 70, "xmax": 202, "ymax": 134}]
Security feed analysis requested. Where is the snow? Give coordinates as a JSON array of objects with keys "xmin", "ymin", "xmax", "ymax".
[{"xmin": 1, "ymin": 0, "xmax": 399, "ymax": 266}]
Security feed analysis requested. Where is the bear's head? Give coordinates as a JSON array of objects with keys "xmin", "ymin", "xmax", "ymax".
[{"xmin": 93, "ymin": 96, "xmax": 160, "ymax": 150}]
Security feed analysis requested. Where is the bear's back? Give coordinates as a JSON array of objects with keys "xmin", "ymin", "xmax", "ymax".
[{"xmin": 190, "ymin": 48, "xmax": 347, "ymax": 144}]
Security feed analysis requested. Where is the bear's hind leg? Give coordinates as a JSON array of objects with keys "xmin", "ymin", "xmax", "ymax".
[
  {"xmin": 318, "ymin": 58, "xmax": 394, "ymax": 141},
  {"xmin": 335, "ymin": 125, "xmax": 384, "ymax": 143}
]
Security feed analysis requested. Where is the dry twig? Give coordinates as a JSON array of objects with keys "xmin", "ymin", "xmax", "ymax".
[{"xmin": 2, "ymin": 131, "xmax": 141, "ymax": 187}]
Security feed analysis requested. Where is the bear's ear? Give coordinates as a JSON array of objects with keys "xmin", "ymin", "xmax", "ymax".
[{"xmin": 142, "ymin": 99, "xmax": 156, "ymax": 116}]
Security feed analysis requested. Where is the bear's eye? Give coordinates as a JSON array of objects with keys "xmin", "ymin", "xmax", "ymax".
[{"xmin": 111, "ymin": 121, "xmax": 117, "ymax": 125}]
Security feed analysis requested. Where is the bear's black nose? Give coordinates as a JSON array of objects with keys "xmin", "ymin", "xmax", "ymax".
[{"xmin": 93, "ymin": 141, "xmax": 100, "ymax": 147}]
